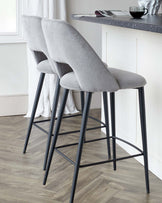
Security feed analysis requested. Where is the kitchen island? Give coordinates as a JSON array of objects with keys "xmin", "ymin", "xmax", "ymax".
[{"xmin": 73, "ymin": 14, "xmax": 162, "ymax": 180}]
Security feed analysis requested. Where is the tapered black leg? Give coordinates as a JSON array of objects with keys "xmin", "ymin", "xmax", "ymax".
[
  {"xmin": 43, "ymin": 89, "xmax": 69, "ymax": 185},
  {"xmin": 43, "ymin": 77, "xmax": 60, "ymax": 170},
  {"xmin": 70, "ymin": 92, "xmax": 92, "ymax": 203},
  {"xmin": 23, "ymin": 73, "xmax": 45, "ymax": 154},
  {"xmin": 138, "ymin": 87, "xmax": 150, "ymax": 193},
  {"xmin": 110, "ymin": 92, "xmax": 116, "ymax": 171},
  {"xmin": 80, "ymin": 91, "xmax": 86, "ymax": 142},
  {"xmin": 80, "ymin": 91, "xmax": 85, "ymax": 113},
  {"xmin": 103, "ymin": 92, "xmax": 111, "ymax": 159}
]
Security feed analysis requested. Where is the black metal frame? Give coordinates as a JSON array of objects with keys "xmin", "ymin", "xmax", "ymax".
[
  {"xmin": 23, "ymin": 76, "xmax": 111, "ymax": 171},
  {"xmin": 32, "ymin": 113, "xmax": 106, "ymax": 137},
  {"xmin": 43, "ymin": 87, "xmax": 150, "ymax": 203}
]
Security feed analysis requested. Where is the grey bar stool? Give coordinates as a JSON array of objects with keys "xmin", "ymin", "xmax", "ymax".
[
  {"xmin": 22, "ymin": 16, "xmax": 72, "ymax": 170},
  {"xmin": 22, "ymin": 16, "xmax": 111, "ymax": 171},
  {"xmin": 42, "ymin": 19, "xmax": 150, "ymax": 203}
]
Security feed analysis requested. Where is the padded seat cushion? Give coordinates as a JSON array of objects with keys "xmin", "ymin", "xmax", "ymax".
[
  {"xmin": 37, "ymin": 60, "xmax": 55, "ymax": 74},
  {"xmin": 109, "ymin": 68, "xmax": 146, "ymax": 89},
  {"xmin": 60, "ymin": 68, "xmax": 146, "ymax": 92},
  {"xmin": 60, "ymin": 72, "xmax": 81, "ymax": 91}
]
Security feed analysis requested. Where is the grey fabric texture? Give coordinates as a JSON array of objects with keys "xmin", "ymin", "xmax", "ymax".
[
  {"xmin": 23, "ymin": 15, "xmax": 49, "ymax": 57},
  {"xmin": 23, "ymin": 15, "xmax": 55, "ymax": 74},
  {"xmin": 36, "ymin": 58, "xmax": 72, "ymax": 75},
  {"xmin": 60, "ymin": 72, "xmax": 81, "ymax": 91},
  {"xmin": 23, "ymin": 15, "xmax": 73, "ymax": 77},
  {"xmin": 42, "ymin": 19, "xmax": 120, "ymax": 92},
  {"xmin": 109, "ymin": 68, "xmax": 146, "ymax": 89},
  {"xmin": 37, "ymin": 60, "xmax": 54, "ymax": 74},
  {"xmin": 60, "ymin": 68, "xmax": 146, "ymax": 91}
]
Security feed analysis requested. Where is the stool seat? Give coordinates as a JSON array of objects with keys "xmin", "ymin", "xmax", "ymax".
[
  {"xmin": 37, "ymin": 60, "xmax": 54, "ymax": 74},
  {"xmin": 60, "ymin": 67, "xmax": 146, "ymax": 92}
]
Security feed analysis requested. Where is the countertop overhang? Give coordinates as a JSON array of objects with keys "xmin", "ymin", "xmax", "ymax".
[{"xmin": 72, "ymin": 14, "xmax": 162, "ymax": 34}]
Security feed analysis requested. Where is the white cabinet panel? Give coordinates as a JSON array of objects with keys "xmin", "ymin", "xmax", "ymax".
[
  {"xmin": 137, "ymin": 32, "xmax": 162, "ymax": 172},
  {"xmin": 102, "ymin": 25, "xmax": 137, "ymax": 150},
  {"xmin": 102, "ymin": 25, "xmax": 162, "ymax": 179}
]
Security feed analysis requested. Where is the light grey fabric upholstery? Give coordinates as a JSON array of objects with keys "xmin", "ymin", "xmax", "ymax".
[
  {"xmin": 109, "ymin": 68, "xmax": 146, "ymax": 89},
  {"xmin": 23, "ymin": 15, "xmax": 73, "ymax": 77},
  {"xmin": 42, "ymin": 19, "xmax": 146, "ymax": 92},
  {"xmin": 60, "ymin": 72, "xmax": 81, "ymax": 91},
  {"xmin": 60, "ymin": 68, "xmax": 146, "ymax": 91},
  {"xmin": 23, "ymin": 15, "xmax": 54, "ymax": 74},
  {"xmin": 42, "ymin": 19, "xmax": 119, "ymax": 92},
  {"xmin": 37, "ymin": 60, "xmax": 54, "ymax": 74},
  {"xmin": 23, "ymin": 15, "xmax": 49, "ymax": 58}
]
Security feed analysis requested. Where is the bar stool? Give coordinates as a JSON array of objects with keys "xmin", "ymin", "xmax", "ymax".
[
  {"xmin": 22, "ymin": 16, "xmax": 111, "ymax": 171},
  {"xmin": 42, "ymin": 19, "xmax": 150, "ymax": 203},
  {"xmin": 22, "ymin": 15, "xmax": 72, "ymax": 170}
]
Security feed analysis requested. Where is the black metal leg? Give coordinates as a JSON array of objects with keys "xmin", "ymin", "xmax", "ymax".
[
  {"xmin": 43, "ymin": 77, "xmax": 60, "ymax": 170},
  {"xmin": 70, "ymin": 92, "xmax": 92, "ymax": 203},
  {"xmin": 43, "ymin": 89, "xmax": 69, "ymax": 185},
  {"xmin": 80, "ymin": 91, "xmax": 85, "ymax": 113},
  {"xmin": 80, "ymin": 91, "xmax": 87, "ymax": 142},
  {"xmin": 23, "ymin": 73, "xmax": 45, "ymax": 154},
  {"xmin": 138, "ymin": 87, "xmax": 150, "ymax": 193},
  {"xmin": 103, "ymin": 92, "xmax": 111, "ymax": 159},
  {"xmin": 110, "ymin": 92, "xmax": 116, "ymax": 171}
]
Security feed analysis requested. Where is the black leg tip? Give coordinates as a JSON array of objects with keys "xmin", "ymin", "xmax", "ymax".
[
  {"xmin": 147, "ymin": 187, "xmax": 150, "ymax": 194},
  {"xmin": 43, "ymin": 178, "xmax": 47, "ymax": 185}
]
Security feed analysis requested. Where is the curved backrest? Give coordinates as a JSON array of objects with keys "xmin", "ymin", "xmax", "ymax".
[
  {"xmin": 23, "ymin": 15, "xmax": 72, "ymax": 76},
  {"xmin": 23, "ymin": 15, "xmax": 48, "ymax": 62},
  {"xmin": 42, "ymin": 19, "xmax": 119, "ymax": 92}
]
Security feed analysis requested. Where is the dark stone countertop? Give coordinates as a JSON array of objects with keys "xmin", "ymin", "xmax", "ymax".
[{"xmin": 72, "ymin": 14, "xmax": 162, "ymax": 34}]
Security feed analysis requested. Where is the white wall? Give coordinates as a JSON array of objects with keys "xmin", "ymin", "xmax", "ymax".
[
  {"xmin": 67, "ymin": 0, "xmax": 136, "ymax": 56},
  {"xmin": 0, "ymin": 43, "xmax": 28, "ymax": 116}
]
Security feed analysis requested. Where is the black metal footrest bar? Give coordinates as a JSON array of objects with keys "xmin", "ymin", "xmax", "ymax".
[
  {"xmin": 33, "ymin": 123, "xmax": 49, "ymax": 135},
  {"xmin": 32, "ymin": 112, "xmax": 107, "ymax": 137},
  {"xmin": 56, "ymin": 137, "xmax": 107, "ymax": 149},
  {"xmin": 55, "ymin": 135, "xmax": 144, "ymax": 168},
  {"xmin": 33, "ymin": 113, "xmax": 82, "ymax": 124},
  {"xmin": 55, "ymin": 147, "xmax": 143, "ymax": 168},
  {"xmin": 56, "ymin": 136, "xmax": 143, "ymax": 154},
  {"xmin": 33, "ymin": 119, "xmax": 51, "ymax": 124},
  {"xmin": 109, "ymin": 136, "xmax": 143, "ymax": 153},
  {"xmin": 57, "ymin": 125, "xmax": 106, "ymax": 136},
  {"xmin": 79, "ymin": 153, "xmax": 143, "ymax": 168},
  {"xmin": 88, "ymin": 115, "xmax": 106, "ymax": 126},
  {"xmin": 55, "ymin": 148, "xmax": 76, "ymax": 166},
  {"xmin": 33, "ymin": 114, "xmax": 105, "ymax": 125},
  {"xmin": 33, "ymin": 123, "xmax": 106, "ymax": 137}
]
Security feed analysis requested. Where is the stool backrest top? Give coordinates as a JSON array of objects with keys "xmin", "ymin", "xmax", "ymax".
[
  {"xmin": 23, "ymin": 15, "xmax": 48, "ymax": 58},
  {"xmin": 22, "ymin": 15, "xmax": 73, "ymax": 77},
  {"xmin": 42, "ymin": 19, "xmax": 119, "ymax": 92}
]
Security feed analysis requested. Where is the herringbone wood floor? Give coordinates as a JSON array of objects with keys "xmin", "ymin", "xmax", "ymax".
[{"xmin": 0, "ymin": 109, "xmax": 162, "ymax": 203}]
